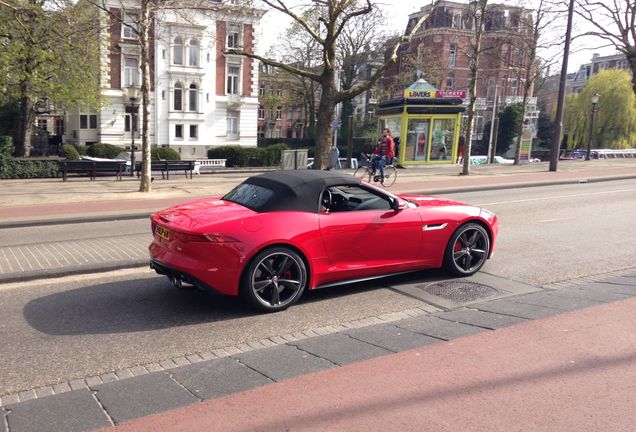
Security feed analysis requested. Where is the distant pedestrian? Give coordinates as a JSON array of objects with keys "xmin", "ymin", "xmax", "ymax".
[{"xmin": 458, "ymin": 135, "xmax": 466, "ymax": 164}]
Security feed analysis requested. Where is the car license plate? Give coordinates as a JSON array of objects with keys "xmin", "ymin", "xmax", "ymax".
[{"xmin": 155, "ymin": 226, "xmax": 170, "ymax": 241}]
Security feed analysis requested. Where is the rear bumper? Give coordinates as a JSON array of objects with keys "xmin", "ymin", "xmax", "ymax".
[{"xmin": 150, "ymin": 259, "xmax": 226, "ymax": 296}]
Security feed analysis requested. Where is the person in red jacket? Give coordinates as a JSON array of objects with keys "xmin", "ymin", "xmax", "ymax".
[{"xmin": 371, "ymin": 128, "xmax": 395, "ymax": 182}]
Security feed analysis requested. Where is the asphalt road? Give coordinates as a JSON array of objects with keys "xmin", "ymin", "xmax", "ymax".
[{"xmin": 1, "ymin": 179, "xmax": 636, "ymax": 396}]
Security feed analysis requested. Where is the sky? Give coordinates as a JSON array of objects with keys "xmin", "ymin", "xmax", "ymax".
[{"xmin": 256, "ymin": 0, "xmax": 620, "ymax": 74}]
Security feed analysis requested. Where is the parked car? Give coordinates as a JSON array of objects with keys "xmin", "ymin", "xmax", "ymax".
[
  {"xmin": 149, "ymin": 170, "xmax": 499, "ymax": 312},
  {"xmin": 560, "ymin": 150, "xmax": 587, "ymax": 160}
]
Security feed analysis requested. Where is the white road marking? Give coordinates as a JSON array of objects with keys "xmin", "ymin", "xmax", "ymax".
[{"xmin": 476, "ymin": 188, "xmax": 636, "ymax": 206}]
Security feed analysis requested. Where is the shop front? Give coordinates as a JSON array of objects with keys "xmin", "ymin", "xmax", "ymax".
[{"xmin": 377, "ymin": 80, "xmax": 466, "ymax": 166}]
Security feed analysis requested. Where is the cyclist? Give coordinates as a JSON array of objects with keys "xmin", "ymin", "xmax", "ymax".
[{"xmin": 371, "ymin": 128, "xmax": 395, "ymax": 183}]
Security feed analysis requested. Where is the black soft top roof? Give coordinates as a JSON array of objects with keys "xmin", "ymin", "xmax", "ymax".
[{"xmin": 241, "ymin": 170, "xmax": 359, "ymax": 213}]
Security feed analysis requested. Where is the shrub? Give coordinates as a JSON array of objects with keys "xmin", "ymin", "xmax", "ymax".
[
  {"xmin": 75, "ymin": 145, "xmax": 88, "ymax": 156},
  {"xmin": 62, "ymin": 144, "xmax": 80, "ymax": 160},
  {"xmin": 263, "ymin": 143, "xmax": 288, "ymax": 166},
  {"xmin": 208, "ymin": 145, "xmax": 246, "ymax": 167},
  {"xmin": 86, "ymin": 143, "xmax": 122, "ymax": 159},
  {"xmin": 0, "ymin": 138, "xmax": 58, "ymax": 178},
  {"xmin": 0, "ymin": 159, "xmax": 59, "ymax": 178},
  {"xmin": 152, "ymin": 147, "xmax": 181, "ymax": 160}
]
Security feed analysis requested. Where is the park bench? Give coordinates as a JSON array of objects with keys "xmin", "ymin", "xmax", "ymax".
[
  {"xmin": 59, "ymin": 160, "xmax": 127, "ymax": 181},
  {"xmin": 135, "ymin": 160, "xmax": 196, "ymax": 179}
]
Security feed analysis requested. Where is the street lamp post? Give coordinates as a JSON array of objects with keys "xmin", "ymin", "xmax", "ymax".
[
  {"xmin": 125, "ymin": 86, "xmax": 140, "ymax": 176},
  {"xmin": 585, "ymin": 93, "xmax": 600, "ymax": 161}
]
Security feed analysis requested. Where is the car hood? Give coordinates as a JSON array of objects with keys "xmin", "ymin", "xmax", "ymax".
[
  {"xmin": 397, "ymin": 194, "xmax": 469, "ymax": 207},
  {"xmin": 152, "ymin": 197, "xmax": 255, "ymax": 231}
]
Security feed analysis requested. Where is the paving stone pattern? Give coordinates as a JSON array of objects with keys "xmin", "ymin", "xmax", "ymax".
[
  {"xmin": 2, "ymin": 272, "xmax": 635, "ymax": 432},
  {"xmin": 0, "ymin": 235, "xmax": 149, "ymax": 282}
]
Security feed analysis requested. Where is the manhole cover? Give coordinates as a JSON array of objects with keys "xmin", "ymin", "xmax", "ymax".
[{"xmin": 424, "ymin": 281, "xmax": 498, "ymax": 302}]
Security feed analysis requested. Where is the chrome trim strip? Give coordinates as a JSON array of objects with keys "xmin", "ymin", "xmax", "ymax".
[{"xmin": 423, "ymin": 223, "xmax": 448, "ymax": 231}]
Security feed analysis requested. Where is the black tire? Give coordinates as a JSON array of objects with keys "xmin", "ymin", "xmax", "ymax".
[
  {"xmin": 381, "ymin": 165, "xmax": 397, "ymax": 187},
  {"xmin": 353, "ymin": 166, "xmax": 371, "ymax": 182},
  {"xmin": 241, "ymin": 247, "xmax": 307, "ymax": 312},
  {"xmin": 443, "ymin": 223, "xmax": 490, "ymax": 276}
]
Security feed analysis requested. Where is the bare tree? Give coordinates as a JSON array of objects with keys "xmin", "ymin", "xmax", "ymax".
[
  {"xmin": 461, "ymin": 0, "xmax": 490, "ymax": 176},
  {"xmin": 575, "ymin": 0, "xmax": 636, "ymax": 97},
  {"xmin": 230, "ymin": 0, "xmax": 441, "ymax": 169},
  {"xmin": 381, "ymin": 49, "xmax": 445, "ymax": 100},
  {"xmin": 510, "ymin": 0, "xmax": 561, "ymax": 164}
]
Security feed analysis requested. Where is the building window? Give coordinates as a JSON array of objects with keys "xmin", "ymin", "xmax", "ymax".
[
  {"xmin": 276, "ymin": 106, "xmax": 282, "ymax": 120},
  {"xmin": 227, "ymin": 111, "xmax": 239, "ymax": 136},
  {"xmin": 258, "ymin": 106, "xmax": 265, "ymax": 120},
  {"xmin": 274, "ymin": 127, "xmax": 281, "ymax": 139},
  {"xmin": 174, "ymin": 83, "xmax": 183, "ymax": 110},
  {"xmin": 452, "ymin": 13, "xmax": 461, "ymax": 29},
  {"xmin": 276, "ymin": 89, "xmax": 282, "ymax": 97},
  {"xmin": 124, "ymin": 114, "xmax": 137, "ymax": 132},
  {"xmin": 259, "ymin": 85, "xmax": 265, "ymax": 96},
  {"xmin": 446, "ymin": 73, "xmax": 455, "ymax": 90},
  {"xmin": 227, "ymin": 24, "xmax": 241, "ymax": 48},
  {"xmin": 37, "ymin": 119, "xmax": 47, "ymax": 130},
  {"xmin": 175, "ymin": 124, "xmax": 183, "ymax": 139},
  {"xmin": 124, "ymin": 57, "xmax": 139, "ymax": 87},
  {"xmin": 448, "ymin": 43, "xmax": 457, "ymax": 67},
  {"xmin": 122, "ymin": 13, "xmax": 138, "ymax": 39},
  {"xmin": 80, "ymin": 115, "xmax": 88, "ymax": 129},
  {"xmin": 189, "ymin": 83, "xmax": 198, "ymax": 111},
  {"xmin": 227, "ymin": 65, "xmax": 240, "ymax": 94},
  {"xmin": 55, "ymin": 118, "xmax": 64, "ymax": 136},
  {"xmin": 173, "ymin": 37, "xmax": 183, "ymax": 65},
  {"xmin": 189, "ymin": 125, "xmax": 198, "ymax": 139},
  {"xmin": 89, "ymin": 114, "xmax": 97, "ymax": 129},
  {"xmin": 188, "ymin": 39, "xmax": 199, "ymax": 66}
]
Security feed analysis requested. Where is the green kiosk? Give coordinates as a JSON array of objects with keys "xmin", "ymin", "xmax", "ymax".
[{"xmin": 377, "ymin": 79, "xmax": 466, "ymax": 165}]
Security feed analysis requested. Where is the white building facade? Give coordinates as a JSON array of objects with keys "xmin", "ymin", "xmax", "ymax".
[{"xmin": 66, "ymin": 0, "xmax": 264, "ymax": 158}]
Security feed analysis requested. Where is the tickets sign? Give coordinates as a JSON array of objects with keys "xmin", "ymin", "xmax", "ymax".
[{"xmin": 404, "ymin": 89, "xmax": 467, "ymax": 99}]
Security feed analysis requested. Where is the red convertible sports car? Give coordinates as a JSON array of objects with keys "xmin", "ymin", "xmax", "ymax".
[{"xmin": 150, "ymin": 170, "xmax": 498, "ymax": 312}]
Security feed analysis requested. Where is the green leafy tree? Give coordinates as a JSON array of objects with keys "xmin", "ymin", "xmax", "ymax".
[
  {"xmin": 496, "ymin": 102, "xmax": 524, "ymax": 155},
  {"xmin": 0, "ymin": 0, "xmax": 100, "ymax": 157},
  {"xmin": 563, "ymin": 69, "xmax": 636, "ymax": 149}
]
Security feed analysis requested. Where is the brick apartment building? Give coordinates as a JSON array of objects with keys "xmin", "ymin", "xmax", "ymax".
[{"xmin": 383, "ymin": 0, "xmax": 538, "ymax": 141}]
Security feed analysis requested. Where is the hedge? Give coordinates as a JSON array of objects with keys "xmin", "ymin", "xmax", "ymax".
[
  {"xmin": 62, "ymin": 144, "xmax": 80, "ymax": 160},
  {"xmin": 0, "ymin": 137, "xmax": 59, "ymax": 178},
  {"xmin": 87, "ymin": 143, "xmax": 123, "ymax": 159},
  {"xmin": 207, "ymin": 144, "xmax": 289, "ymax": 167},
  {"xmin": 152, "ymin": 147, "xmax": 181, "ymax": 160}
]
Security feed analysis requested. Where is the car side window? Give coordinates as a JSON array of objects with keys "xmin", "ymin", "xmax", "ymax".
[{"xmin": 323, "ymin": 185, "xmax": 392, "ymax": 213}]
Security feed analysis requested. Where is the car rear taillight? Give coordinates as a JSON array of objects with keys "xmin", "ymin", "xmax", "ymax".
[{"xmin": 173, "ymin": 232, "xmax": 238, "ymax": 243}]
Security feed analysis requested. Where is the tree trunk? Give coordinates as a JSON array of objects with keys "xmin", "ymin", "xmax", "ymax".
[
  {"xmin": 314, "ymin": 78, "xmax": 336, "ymax": 169},
  {"xmin": 513, "ymin": 92, "xmax": 530, "ymax": 165},
  {"xmin": 461, "ymin": 0, "xmax": 488, "ymax": 176},
  {"xmin": 629, "ymin": 50, "xmax": 636, "ymax": 97},
  {"xmin": 16, "ymin": 94, "xmax": 34, "ymax": 158},
  {"xmin": 138, "ymin": 0, "xmax": 152, "ymax": 193}
]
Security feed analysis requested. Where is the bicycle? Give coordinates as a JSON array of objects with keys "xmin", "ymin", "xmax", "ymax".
[{"xmin": 353, "ymin": 153, "xmax": 398, "ymax": 187}]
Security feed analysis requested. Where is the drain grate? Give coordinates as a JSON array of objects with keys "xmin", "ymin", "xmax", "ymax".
[{"xmin": 424, "ymin": 281, "xmax": 498, "ymax": 302}]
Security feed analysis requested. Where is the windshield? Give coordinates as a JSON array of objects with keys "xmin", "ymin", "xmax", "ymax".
[{"xmin": 223, "ymin": 183, "xmax": 275, "ymax": 212}]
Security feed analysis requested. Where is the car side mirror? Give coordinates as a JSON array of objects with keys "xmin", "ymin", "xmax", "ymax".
[{"xmin": 390, "ymin": 197, "xmax": 406, "ymax": 211}]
